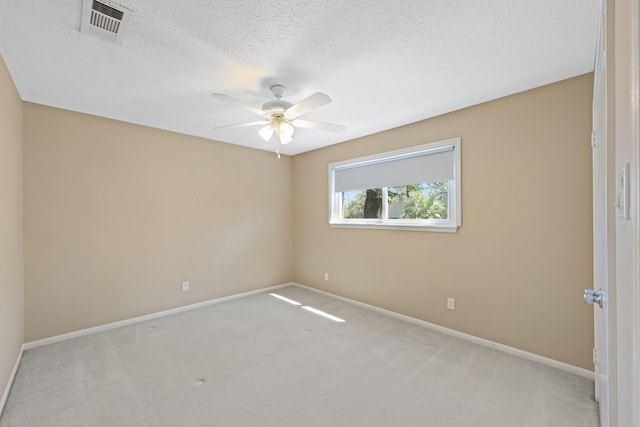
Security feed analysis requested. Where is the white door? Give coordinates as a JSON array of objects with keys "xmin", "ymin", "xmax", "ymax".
[{"xmin": 588, "ymin": 2, "xmax": 612, "ymax": 425}]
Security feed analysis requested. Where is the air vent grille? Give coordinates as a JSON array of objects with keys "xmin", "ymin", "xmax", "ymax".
[
  {"xmin": 80, "ymin": 0, "xmax": 132, "ymax": 45},
  {"xmin": 92, "ymin": 0, "xmax": 124, "ymax": 20},
  {"xmin": 90, "ymin": 11, "xmax": 121, "ymax": 34},
  {"xmin": 90, "ymin": 0, "xmax": 123, "ymax": 34}
]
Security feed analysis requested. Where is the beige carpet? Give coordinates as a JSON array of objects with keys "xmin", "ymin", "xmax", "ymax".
[{"xmin": 0, "ymin": 286, "xmax": 599, "ymax": 426}]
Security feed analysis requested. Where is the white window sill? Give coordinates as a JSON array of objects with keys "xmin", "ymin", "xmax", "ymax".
[{"xmin": 329, "ymin": 222, "xmax": 459, "ymax": 233}]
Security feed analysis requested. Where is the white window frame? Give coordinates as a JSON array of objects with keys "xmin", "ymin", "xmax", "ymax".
[{"xmin": 328, "ymin": 137, "xmax": 461, "ymax": 232}]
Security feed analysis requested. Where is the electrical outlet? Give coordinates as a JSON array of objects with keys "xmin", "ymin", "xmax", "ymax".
[
  {"xmin": 324, "ymin": 272, "xmax": 329, "ymax": 281},
  {"xmin": 182, "ymin": 281, "xmax": 190, "ymax": 292},
  {"xmin": 447, "ymin": 298, "xmax": 455, "ymax": 310}
]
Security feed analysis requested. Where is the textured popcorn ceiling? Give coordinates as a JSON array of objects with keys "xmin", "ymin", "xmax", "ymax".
[{"xmin": 0, "ymin": 0, "xmax": 599, "ymax": 155}]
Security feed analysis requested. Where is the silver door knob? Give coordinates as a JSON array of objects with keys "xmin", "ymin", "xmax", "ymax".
[{"xmin": 584, "ymin": 289, "xmax": 604, "ymax": 308}]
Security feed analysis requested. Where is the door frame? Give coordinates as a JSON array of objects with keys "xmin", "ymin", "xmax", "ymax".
[
  {"xmin": 597, "ymin": 0, "xmax": 640, "ymax": 425},
  {"xmin": 608, "ymin": 0, "xmax": 640, "ymax": 424},
  {"xmin": 629, "ymin": 0, "xmax": 640, "ymax": 423}
]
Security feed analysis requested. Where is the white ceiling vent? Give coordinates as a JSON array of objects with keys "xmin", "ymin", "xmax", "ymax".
[{"xmin": 80, "ymin": 0, "xmax": 132, "ymax": 45}]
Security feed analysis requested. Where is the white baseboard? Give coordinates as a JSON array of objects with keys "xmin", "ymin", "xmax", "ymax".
[
  {"xmin": 23, "ymin": 283, "xmax": 293, "ymax": 350},
  {"xmin": 292, "ymin": 283, "xmax": 595, "ymax": 380},
  {"xmin": 21, "ymin": 281, "xmax": 594, "ymax": 381},
  {"xmin": 1, "ymin": 345, "xmax": 24, "ymax": 418}
]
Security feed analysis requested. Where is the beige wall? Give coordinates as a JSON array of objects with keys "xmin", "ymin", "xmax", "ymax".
[
  {"xmin": 18, "ymin": 73, "xmax": 594, "ymax": 371},
  {"xmin": 292, "ymin": 74, "xmax": 595, "ymax": 369},
  {"xmin": 0, "ymin": 55, "xmax": 24, "ymax": 395},
  {"xmin": 23, "ymin": 104, "xmax": 293, "ymax": 341}
]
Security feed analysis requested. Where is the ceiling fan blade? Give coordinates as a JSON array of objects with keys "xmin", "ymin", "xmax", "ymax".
[
  {"xmin": 291, "ymin": 119, "xmax": 346, "ymax": 133},
  {"xmin": 211, "ymin": 93, "xmax": 266, "ymax": 117},
  {"xmin": 285, "ymin": 92, "xmax": 332, "ymax": 119},
  {"xmin": 213, "ymin": 120, "xmax": 270, "ymax": 130}
]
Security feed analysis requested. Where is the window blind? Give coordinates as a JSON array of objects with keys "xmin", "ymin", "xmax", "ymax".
[{"xmin": 333, "ymin": 146, "xmax": 455, "ymax": 193}]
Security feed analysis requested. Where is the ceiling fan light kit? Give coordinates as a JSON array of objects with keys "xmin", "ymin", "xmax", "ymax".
[{"xmin": 211, "ymin": 84, "xmax": 345, "ymax": 151}]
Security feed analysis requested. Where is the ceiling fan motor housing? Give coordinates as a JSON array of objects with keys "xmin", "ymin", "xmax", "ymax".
[
  {"xmin": 262, "ymin": 84, "xmax": 292, "ymax": 114},
  {"xmin": 262, "ymin": 99, "xmax": 292, "ymax": 114}
]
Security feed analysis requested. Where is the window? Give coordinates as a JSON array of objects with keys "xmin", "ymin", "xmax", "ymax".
[{"xmin": 329, "ymin": 137, "xmax": 461, "ymax": 232}]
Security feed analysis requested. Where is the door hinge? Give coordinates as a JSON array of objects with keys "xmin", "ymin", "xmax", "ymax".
[
  {"xmin": 593, "ymin": 347, "xmax": 598, "ymax": 365},
  {"xmin": 591, "ymin": 131, "xmax": 597, "ymax": 148}
]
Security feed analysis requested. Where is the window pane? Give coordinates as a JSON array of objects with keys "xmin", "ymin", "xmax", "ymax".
[
  {"xmin": 342, "ymin": 188, "xmax": 383, "ymax": 219},
  {"xmin": 388, "ymin": 182, "xmax": 448, "ymax": 220}
]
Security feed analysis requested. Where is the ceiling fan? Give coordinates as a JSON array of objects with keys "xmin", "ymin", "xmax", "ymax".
[{"xmin": 211, "ymin": 85, "xmax": 345, "ymax": 148}]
